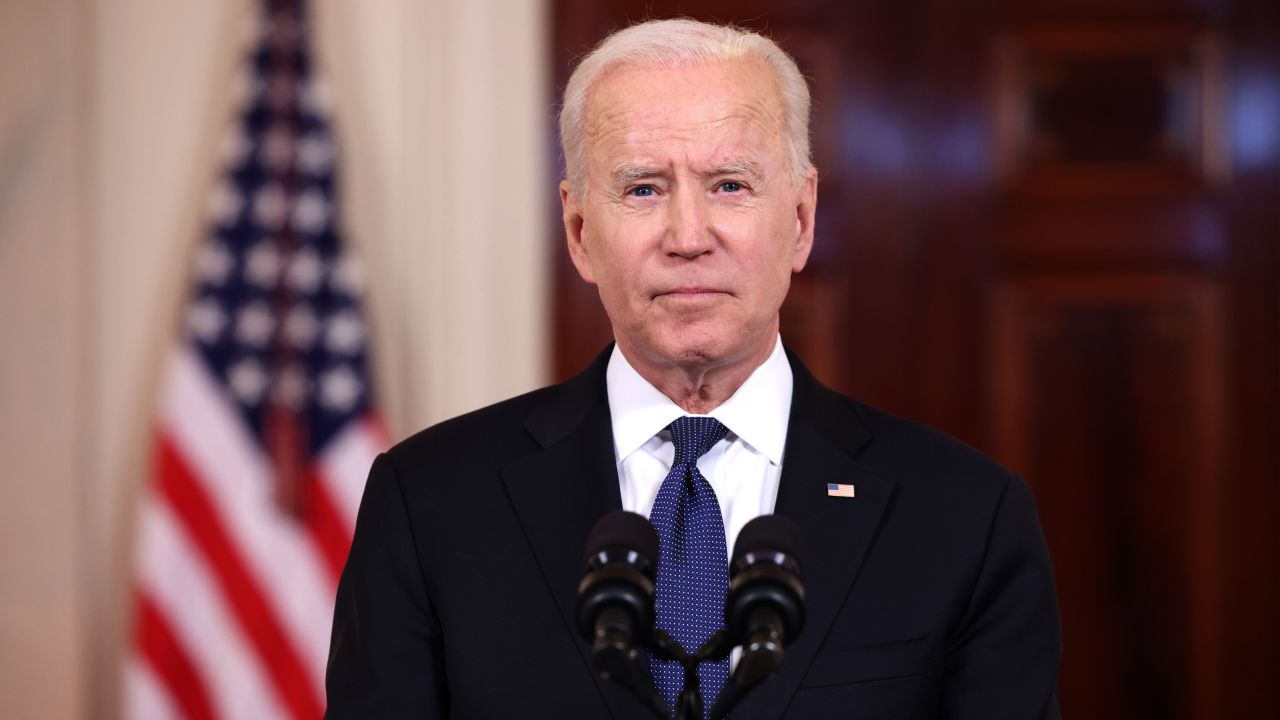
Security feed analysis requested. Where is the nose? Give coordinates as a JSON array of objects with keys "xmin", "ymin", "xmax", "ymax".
[{"xmin": 662, "ymin": 188, "xmax": 715, "ymax": 259}]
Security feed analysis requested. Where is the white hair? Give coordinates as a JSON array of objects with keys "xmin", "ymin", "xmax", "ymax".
[{"xmin": 558, "ymin": 18, "xmax": 813, "ymax": 196}]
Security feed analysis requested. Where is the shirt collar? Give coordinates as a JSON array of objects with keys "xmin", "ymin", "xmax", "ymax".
[{"xmin": 606, "ymin": 335, "xmax": 793, "ymax": 466}]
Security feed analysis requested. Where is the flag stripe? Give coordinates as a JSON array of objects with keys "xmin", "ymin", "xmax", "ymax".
[
  {"xmin": 133, "ymin": 495, "xmax": 289, "ymax": 719},
  {"xmin": 161, "ymin": 346, "xmax": 338, "ymax": 692},
  {"xmin": 134, "ymin": 594, "xmax": 216, "ymax": 720},
  {"xmin": 304, "ymin": 464, "xmax": 354, "ymax": 581},
  {"xmin": 156, "ymin": 434, "xmax": 323, "ymax": 719},
  {"xmin": 318, "ymin": 416, "xmax": 386, "ymax": 530},
  {"xmin": 124, "ymin": 658, "xmax": 183, "ymax": 720}
]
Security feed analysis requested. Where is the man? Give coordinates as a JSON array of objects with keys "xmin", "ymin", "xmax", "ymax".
[{"xmin": 327, "ymin": 18, "xmax": 1061, "ymax": 719}]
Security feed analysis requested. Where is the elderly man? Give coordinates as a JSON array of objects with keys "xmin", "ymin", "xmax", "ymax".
[{"xmin": 327, "ymin": 18, "xmax": 1061, "ymax": 719}]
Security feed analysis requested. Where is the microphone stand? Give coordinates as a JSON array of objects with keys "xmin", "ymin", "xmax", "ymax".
[
  {"xmin": 600, "ymin": 626, "xmax": 779, "ymax": 720},
  {"xmin": 649, "ymin": 629, "xmax": 701, "ymax": 720},
  {"xmin": 705, "ymin": 604, "xmax": 786, "ymax": 720},
  {"xmin": 588, "ymin": 605, "xmax": 671, "ymax": 720}
]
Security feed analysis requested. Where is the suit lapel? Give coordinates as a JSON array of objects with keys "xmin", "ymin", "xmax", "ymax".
[
  {"xmin": 730, "ymin": 352, "xmax": 897, "ymax": 720},
  {"xmin": 500, "ymin": 346, "xmax": 895, "ymax": 720},
  {"xmin": 500, "ymin": 347, "xmax": 649, "ymax": 720}
]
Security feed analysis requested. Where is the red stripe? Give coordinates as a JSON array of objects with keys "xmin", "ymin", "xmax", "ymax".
[
  {"xmin": 361, "ymin": 413, "xmax": 391, "ymax": 448},
  {"xmin": 155, "ymin": 433, "xmax": 323, "ymax": 720},
  {"xmin": 307, "ymin": 412, "xmax": 387, "ymax": 581},
  {"xmin": 135, "ymin": 592, "xmax": 216, "ymax": 720},
  {"xmin": 304, "ymin": 466, "xmax": 353, "ymax": 582}
]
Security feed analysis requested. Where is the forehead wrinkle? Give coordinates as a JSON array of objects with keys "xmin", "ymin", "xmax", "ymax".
[
  {"xmin": 614, "ymin": 104, "xmax": 782, "ymax": 147},
  {"xmin": 584, "ymin": 75, "xmax": 784, "ymax": 141},
  {"xmin": 582, "ymin": 62, "xmax": 789, "ymax": 180},
  {"xmin": 594, "ymin": 110, "xmax": 778, "ymax": 171}
]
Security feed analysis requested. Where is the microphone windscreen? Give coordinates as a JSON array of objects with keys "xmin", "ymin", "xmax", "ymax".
[
  {"xmin": 583, "ymin": 510, "xmax": 659, "ymax": 568},
  {"xmin": 732, "ymin": 515, "xmax": 804, "ymax": 571}
]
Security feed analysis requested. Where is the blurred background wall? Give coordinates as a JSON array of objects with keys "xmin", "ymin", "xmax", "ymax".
[
  {"xmin": 2, "ymin": 0, "xmax": 1278, "ymax": 718},
  {"xmin": 0, "ymin": 0, "xmax": 547, "ymax": 717}
]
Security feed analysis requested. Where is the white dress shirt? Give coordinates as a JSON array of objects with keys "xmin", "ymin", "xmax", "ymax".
[{"xmin": 606, "ymin": 335, "xmax": 793, "ymax": 556}]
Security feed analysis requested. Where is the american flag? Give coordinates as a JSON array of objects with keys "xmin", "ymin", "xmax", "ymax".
[{"xmin": 125, "ymin": 1, "xmax": 385, "ymax": 717}]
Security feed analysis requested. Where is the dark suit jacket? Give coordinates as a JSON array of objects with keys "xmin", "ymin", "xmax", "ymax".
[{"xmin": 326, "ymin": 347, "xmax": 1061, "ymax": 719}]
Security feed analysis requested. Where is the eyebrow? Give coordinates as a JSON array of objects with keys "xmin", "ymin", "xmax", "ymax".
[
  {"xmin": 610, "ymin": 159, "xmax": 765, "ymax": 186},
  {"xmin": 611, "ymin": 165, "xmax": 661, "ymax": 185},
  {"xmin": 707, "ymin": 160, "xmax": 764, "ymax": 181}
]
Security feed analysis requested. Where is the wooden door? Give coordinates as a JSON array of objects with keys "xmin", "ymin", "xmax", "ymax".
[{"xmin": 549, "ymin": 1, "xmax": 1280, "ymax": 716}]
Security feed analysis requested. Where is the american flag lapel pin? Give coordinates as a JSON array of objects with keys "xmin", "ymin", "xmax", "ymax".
[{"xmin": 827, "ymin": 483, "xmax": 856, "ymax": 498}]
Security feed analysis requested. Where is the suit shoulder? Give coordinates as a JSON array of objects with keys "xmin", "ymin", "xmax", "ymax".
[
  {"xmin": 377, "ymin": 346, "xmax": 611, "ymax": 490},
  {"xmin": 789, "ymin": 350, "xmax": 1015, "ymax": 497},
  {"xmin": 383, "ymin": 384, "xmax": 554, "ymax": 471},
  {"xmin": 849, "ymin": 399, "xmax": 1016, "ymax": 495}
]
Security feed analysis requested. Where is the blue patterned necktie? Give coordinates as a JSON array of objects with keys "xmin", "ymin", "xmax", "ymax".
[{"xmin": 649, "ymin": 416, "xmax": 731, "ymax": 708}]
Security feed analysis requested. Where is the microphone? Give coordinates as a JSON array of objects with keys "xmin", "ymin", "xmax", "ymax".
[
  {"xmin": 708, "ymin": 514, "xmax": 806, "ymax": 720},
  {"xmin": 576, "ymin": 511, "xmax": 669, "ymax": 718}
]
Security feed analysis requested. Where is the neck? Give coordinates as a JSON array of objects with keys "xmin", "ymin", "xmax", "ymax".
[{"xmin": 618, "ymin": 330, "xmax": 777, "ymax": 415}]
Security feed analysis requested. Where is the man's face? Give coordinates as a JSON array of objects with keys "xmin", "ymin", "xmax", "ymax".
[{"xmin": 561, "ymin": 57, "xmax": 817, "ymax": 374}]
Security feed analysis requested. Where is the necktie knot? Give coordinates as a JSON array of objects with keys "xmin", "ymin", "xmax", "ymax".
[{"xmin": 666, "ymin": 416, "xmax": 729, "ymax": 467}]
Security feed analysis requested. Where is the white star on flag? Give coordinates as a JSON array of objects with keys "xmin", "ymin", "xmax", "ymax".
[
  {"xmin": 186, "ymin": 299, "xmax": 228, "ymax": 342},
  {"xmin": 324, "ymin": 309, "xmax": 365, "ymax": 355},
  {"xmin": 290, "ymin": 189, "xmax": 330, "ymax": 236},
  {"xmin": 286, "ymin": 247, "xmax": 324, "ymax": 293},
  {"xmin": 245, "ymin": 241, "xmax": 282, "ymax": 287},
  {"xmin": 207, "ymin": 181, "xmax": 244, "ymax": 226},
  {"xmin": 296, "ymin": 133, "xmax": 334, "ymax": 173},
  {"xmin": 235, "ymin": 301, "xmax": 277, "ymax": 348},
  {"xmin": 319, "ymin": 364, "xmax": 362, "ymax": 412},
  {"xmin": 228, "ymin": 357, "xmax": 269, "ymax": 404},
  {"xmin": 194, "ymin": 242, "xmax": 235, "ymax": 286},
  {"xmin": 330, "ymin": 253, "xmax": 365, "ymax": 295}
]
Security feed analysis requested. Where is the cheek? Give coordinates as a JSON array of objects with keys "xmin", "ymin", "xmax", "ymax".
[
  {"xmin": 742, "ymin": 223, "xmax": 797, "ymax": 276},
  {"xmin": 738, "ymin": 237, "xmax": 799, "ymax": 307},
  {"xmin": 588, "ymin": 220, "xmax": 654, "ymax": 289},
  {"xmin": 581, "ymin": 240, "xmax": 638, "ymax": 308}
]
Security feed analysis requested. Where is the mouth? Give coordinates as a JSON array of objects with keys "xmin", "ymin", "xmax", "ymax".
[{"xmin": 653, "ymin": 287, "xmax": 728, "ymax": 299}]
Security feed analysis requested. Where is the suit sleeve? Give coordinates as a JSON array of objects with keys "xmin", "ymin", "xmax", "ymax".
[
  {"xmin": 326, "ymin": 453, "xmax": 448, "ymax": 718},
  {"xmin": 943, "ymin": 475, "xmax": 1062, "ymax": 719}
]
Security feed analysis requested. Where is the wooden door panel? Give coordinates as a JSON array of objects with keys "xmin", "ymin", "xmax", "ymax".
[{"xmin": 990, "ymin": 275, "xmax": 1225, "ymax": 717}]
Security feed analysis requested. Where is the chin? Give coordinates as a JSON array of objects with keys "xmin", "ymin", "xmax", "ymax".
[
  {"xmin": 625, "ymin": 315, "xmax": 769, "ymax": 370},
  {"xmin": 667, "ymin": 347, "xmax": 722, "ymax": 367},
  {"xmin": 652, "ymin": 331, "xmax": 739, "ymax": 368}
]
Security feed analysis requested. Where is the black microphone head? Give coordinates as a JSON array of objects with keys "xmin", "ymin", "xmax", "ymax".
[
  {"xmin": 732, "ymin": 514, "xmax": 804, "ymax": 575},
  {"xmin": 577, "ymin": 511, "xmax": 659, "ymax": 643},
  {"xmin": 727, "ymin": 514, "xmax": 806, "ymax": 646},
  {"xmin": 583, "ymin": 510, "xmax": 660, "ymax": 574}
]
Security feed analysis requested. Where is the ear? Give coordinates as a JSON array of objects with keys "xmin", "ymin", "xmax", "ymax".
[
  {"xmin": 790, "ymin": 168, "xmax": 818, "ymax": 273},
  {"xmin": 561, "ymin": 180, "xmax": 596, "ymax": 284}
]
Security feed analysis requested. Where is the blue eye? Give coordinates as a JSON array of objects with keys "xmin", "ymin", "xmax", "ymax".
[
  {"xmin": 719, "ymin": 181, "xmax": 743, "ymax": 193},
  {"xmin": 629, "ymin": 185, "xmax": 655, "ymax": 197}
]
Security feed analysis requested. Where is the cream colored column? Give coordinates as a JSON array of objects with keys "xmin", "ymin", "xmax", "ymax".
[
  {"xmin": 315, "ymin": 0, "xmax": 550, "ymax": 433},
  {"xmin": 83, "ymin": 1, "xmax": 257, "ymax": 716},
  {"xmin": 0, "ymin": 1, "xmax": 88, "ymax": 718}
]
